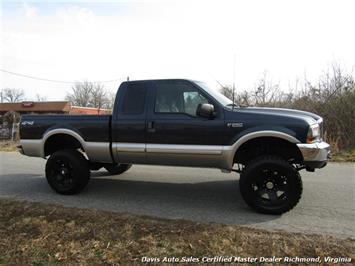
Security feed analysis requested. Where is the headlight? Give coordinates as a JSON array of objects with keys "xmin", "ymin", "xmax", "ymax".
[{"xmin": 307, "ymin": 123, "xmax": 320, "ymax": 143}]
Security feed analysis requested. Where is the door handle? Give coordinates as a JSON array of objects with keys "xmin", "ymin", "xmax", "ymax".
[{"xmin": 147, "ymin": 121, "xmax": 156, "ymax": 133}]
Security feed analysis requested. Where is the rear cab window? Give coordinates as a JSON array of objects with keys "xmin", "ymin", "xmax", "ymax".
[{"xmin": 122, "ymin": 83, "xmax": 147, "ymax": 114}]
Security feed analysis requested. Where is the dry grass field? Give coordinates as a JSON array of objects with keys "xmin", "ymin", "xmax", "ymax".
[{"xmin": 0, "ymin": 199, "xmax": 353, "ymax": 265}]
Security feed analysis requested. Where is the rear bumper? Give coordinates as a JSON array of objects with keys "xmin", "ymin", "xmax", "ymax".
[
  {"xmin": 297, "ymin": 141, "xmax": 331, "ymax": 169},
  {"xmin": 19, "ymin": 139, "xmax": 43, "ymax": 157}
]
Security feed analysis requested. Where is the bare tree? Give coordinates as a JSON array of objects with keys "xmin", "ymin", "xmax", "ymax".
[
  {"xmin": 65, "ymin": 81, "xmax": 95, "ymax": 107},
  {"xmin": 291, "ymin": 63, "xmax": 355, "ymax": 150},
  {"xmin": 235, "ymin": 90, "xmax": 252, "ymax": 106},
  {"xmin": 35, "ymin": 94, "xmax": 47, "ymax": 102},
  {"xmin": 3, "ymin": 111, "xmax": 21, "ymax": 139},
  {"xmin": 65, "ymin": 81, "xmax": 112, "ymax": 111},
  {"xmin": 219, "ymin": 64, "xmax": 355, "ymax": 150},
  {"xmin": 220, "ymin": 85, "xmax": 234, "ymax": 100},
  {"xmin": 90, "ymin": 83, "xmax": 110, "ymax": 109},
  {"xmin": 3, "ymin": 110, "xmax": 20, "ymax": 125},
  {"xmin": 1, "ymin": 88, "xmax": 25, "ymax": 103},
  {"xmin": 107, "ymin": 91, "xmax": 116, "ymax": 109},
  {"xmin": 252, "ymin": 72, "xmax": 281, "ymax": 107}
]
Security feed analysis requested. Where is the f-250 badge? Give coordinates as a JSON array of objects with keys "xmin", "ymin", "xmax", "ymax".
[{"xmin": 226, "ymin": 122, "xmax": 243, "ymax": 128}]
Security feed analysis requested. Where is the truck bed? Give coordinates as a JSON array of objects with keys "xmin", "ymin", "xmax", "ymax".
[{"xmin": 20, "ymin": 114, "xmax": 111, "ymax": 142}]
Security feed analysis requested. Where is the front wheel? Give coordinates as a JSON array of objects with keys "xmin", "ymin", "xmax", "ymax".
[
  {"xmin": 104, "ymin": 164, "xmax": 132, "ymax": 175},
  {"xmin": 239, "ymin": 155, "xmax": 302, "ymax": 215},
  {"xmin": 45, "ymin": 150, "xmax": 90, "ymax": 195}
]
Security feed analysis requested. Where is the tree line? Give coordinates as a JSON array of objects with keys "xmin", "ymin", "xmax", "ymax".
[
  {"xmin": 64, "ymin": 81, "xmax": 115, "ymax": 110},
  {"xmin": 220, "ymin": 64, "xmax": 355, "ymax": 151},
  {"xmin": 0, "ymin": 82, "xmax": 114, "ymax": 110},
  {"xmin": 0, "ymin": 83, "xmax": 115, "ymax": 139},
  {"xmin": 0, "ymin": 88, "xmax": 48, "ymax": 103},
  {"xmin": 1, "ymin": 64, "xmax": 354, "ymax": 151}
]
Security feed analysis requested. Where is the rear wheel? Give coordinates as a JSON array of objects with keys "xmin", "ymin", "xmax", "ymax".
[
  {"xmin": 45, "ymin": 150, "xmax": 90, "ymax": 195},
  {"xmin": 239, "ymin": 155, "xmax": 302, "ymax": 214},
  {"xmin": 104, "ymin": 164, "xmax": 132, "ymax": 175}
]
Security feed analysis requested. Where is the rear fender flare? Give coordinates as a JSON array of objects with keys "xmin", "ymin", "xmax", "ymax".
[{"xmin": 42, "ymin": 128, "xmax": 86, "ymax": 157}]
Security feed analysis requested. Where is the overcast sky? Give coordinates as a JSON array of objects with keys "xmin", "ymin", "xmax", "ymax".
[{"xmin": 1, "ymin": 0, "xmax": 355, "ymax": 101}]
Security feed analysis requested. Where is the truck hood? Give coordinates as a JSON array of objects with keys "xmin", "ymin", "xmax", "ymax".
[{"xmin": 237, "ymin": 107, "xmax": 321, "ymax": 124}]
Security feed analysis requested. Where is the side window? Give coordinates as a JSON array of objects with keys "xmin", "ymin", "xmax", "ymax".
[
  {"xmin": 122, "ymin": 83, "xmax": 146, "ymax": 114},
  {"xmin": 155, "ymin": 82, "xmax": 209, "ymax": 116},
  {"xmin": 183, "ymin": 91, "xmax": 208, "ymax": 116}
]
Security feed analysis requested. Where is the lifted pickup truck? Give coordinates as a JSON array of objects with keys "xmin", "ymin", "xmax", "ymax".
[{"xmin": 19, "ymin": 79, "xmax": 330, "ymax": 214}]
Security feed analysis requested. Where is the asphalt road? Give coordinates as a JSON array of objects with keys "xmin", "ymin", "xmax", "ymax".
[{"xmin": 0, "ymin": 152, "xmax": 354, "ymax": 238}]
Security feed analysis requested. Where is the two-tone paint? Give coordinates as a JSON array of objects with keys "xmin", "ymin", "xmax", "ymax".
[{"xmin": 19, "ymin": 79, "xmax": 329, "ymax": 170}]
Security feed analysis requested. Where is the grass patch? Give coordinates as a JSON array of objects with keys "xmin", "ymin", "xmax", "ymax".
[
  {"xmin": 330, "ymin": 150, "xmax": 355, "ymax": 162},
  {"xmin": 0, "ymin": 140, "xmax": 18, "ymax": 152},
  {"xmin": 0, "ymin": 198, "xmax": 354, "ymax": 265},
  {"xmin": 0, "ymin": 255, "xmax": 10, "ymax": 265}
]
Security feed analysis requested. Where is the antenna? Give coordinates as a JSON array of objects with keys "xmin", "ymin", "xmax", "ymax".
[{"xmin": 232, "ymin": 54, "xmax": 236, "ymax": 110}]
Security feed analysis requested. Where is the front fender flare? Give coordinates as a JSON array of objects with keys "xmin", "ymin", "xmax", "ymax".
[{"xmin": 222, "ymin": 130, "xmax": 300, "ymax": 169}]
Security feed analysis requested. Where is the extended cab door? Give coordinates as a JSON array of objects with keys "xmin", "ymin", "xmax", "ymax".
[
  {"xmin": 111, "ymin": 81, "xmax": 151, "ymax": 164},
  {"xmin": 146, "ymin": 80, "xmax": 226, "ymax": 167}
]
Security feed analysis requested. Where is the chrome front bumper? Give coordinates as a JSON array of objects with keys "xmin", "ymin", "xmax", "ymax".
[{"xmin": 297, "ymin": 141, "xmax": 331, "ymax": 169}]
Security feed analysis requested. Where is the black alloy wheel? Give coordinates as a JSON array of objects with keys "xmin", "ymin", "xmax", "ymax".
[
  {"xmin": 239, "ymin": 155, "xmax": 302, "ymax": 214},
  {"xmin": 45, "ymin": 150, "xmax": 90, "ymax": 195}
]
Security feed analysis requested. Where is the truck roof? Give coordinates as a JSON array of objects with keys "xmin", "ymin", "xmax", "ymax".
[{"xmin": 121, "ymin": 78, "xmax": 199, "ymax": 84}]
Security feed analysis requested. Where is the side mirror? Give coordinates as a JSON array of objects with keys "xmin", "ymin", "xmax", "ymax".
[{"xmin": 196, "ymin": 103, "xmax": 215, "ymax": 118}]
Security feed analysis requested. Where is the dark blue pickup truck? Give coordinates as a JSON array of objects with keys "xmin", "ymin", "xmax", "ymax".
[{"xmin": 19, "ymin": 79, "xmax": 330, "ymax": 214}]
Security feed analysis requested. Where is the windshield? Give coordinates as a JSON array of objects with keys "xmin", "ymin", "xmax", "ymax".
[{"xmin": 194, "ymin": 81, "xmax": 233, "ymax": 106}]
